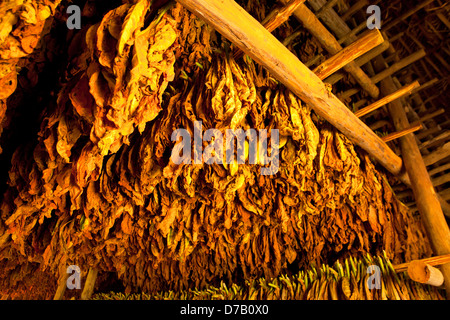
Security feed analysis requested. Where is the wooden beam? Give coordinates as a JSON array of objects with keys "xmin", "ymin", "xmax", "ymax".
[
  {"xmin": 394, "ymin": 254, "xmax": 450, "ymax": 273},
  {"xmin": 261, "ymin": 0, "xmax": 306, "ymax": 33},
  {"xmin": 420, "ymin": 131, "xmax": 450, "ymax": 151},
  {"xmin": 432, "ymin": 172, "xmax": 450, "ymax": 188},
  {"xmin": 234, "ymin": 0, "xmax": 306, "ymax": 60},
  {"xmin": 341, "ymin": 0, "xmax": 368, "ymax": 22},
  {"xmin": 177, "ymin": 0, "xmax": 402, "ymax": 176},
  {"xmin": 411, "ymin": 108, "xmax": 445, "ymax": 127},
  {"xmin": 384, "ymin": 0, "xmax": 436, "ymax": 31},
  {"xmin": 423, "ymin": 142, "xmax": 450, "ymax": 167},
  {"xmin": 410, "ymin": 78, "xmax": 439, "ymax": 96},
  {"xmin": 355, "ymin": 81, "xmax": 420, "ymax": 118},
  {"xmin": 315, "ymin": 0, "xmax": 340, "ymax": 19},
  {"xmin": 279, "ymin": 0, "xmax": 380, "ymax": 98},
  {"xmin": 370, "ymin": 120, "xmax": 390, "ymax": 131},
  {"xmin": 374, "ymin": 58, "xmax": 450, "ymax": 297},
  {"xmin": 325, "ymin": 40, "xmax": 390, "ymax": 85},
  {"xmin": 313, "ymin": 29, "xmax": 384, "ymax": 80},
  {"xmin": 371, "ymin": 49, "xmax": 427, "ymax": 84},
  {"xmin": 429, "ymin": 162, "xmax": 450, "ymax": 177},
  {"xmin": 307, "ymin": 0, "xmax": 356, "ymax": 45},
  {"xmin": 381, "ymin": 124, "xmax": 423, "ymax": 143},
  {"xmin": 436, "ymin": 12, "xmax": 450, "ymax": 30},
  {"xmin": 417, "ymin": 126, "xmax": 441, "ymax": 140},
  {"xmin": 338, "ymin": 20, "xmax": 367, "ymax": 45}
]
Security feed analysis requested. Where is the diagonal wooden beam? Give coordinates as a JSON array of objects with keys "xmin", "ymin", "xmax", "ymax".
[
  {"xmin": 233, "ymin": 0, "xmax": 306, "ymax": 60},
  {"xmin": 176, "ymin": 0, "xmax": 402, "ymax": 175},
  {"xmin": 313, "ymin": 29, "xmax": 384, "ymax": 80},
  {"xmin": 279, "ymin": 0, "xmax": 380, "ymax": 98},
  {"xmin": 381, "ymin": 124, "xmax": 423, "ymax": 143},
  {"xmin": 355, "ymin": 81, "xmax": 420, "ymax": 118}
]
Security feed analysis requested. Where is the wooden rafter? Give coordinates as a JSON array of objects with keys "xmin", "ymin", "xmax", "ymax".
[{"xmin": 175, "ymin": 0, "xmax": 404, "ymax": 176}]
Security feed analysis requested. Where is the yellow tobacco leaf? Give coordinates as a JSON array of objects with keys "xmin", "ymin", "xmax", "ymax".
[{"xmin": 117, "ymin": 0, "xmax": 148, "ymax": 57}]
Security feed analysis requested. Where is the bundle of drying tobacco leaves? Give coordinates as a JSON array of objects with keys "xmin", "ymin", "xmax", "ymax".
[
  {"xmin": 0, "ymin": 0, "xmax": 62, "ymax": 153},
  {"xmin": 92, "ymin": 253, "xmax": 446, "ymax": 300},
  {"xmin": 0, "ymin": 0, "xmax": 432, "ymax": 296}
]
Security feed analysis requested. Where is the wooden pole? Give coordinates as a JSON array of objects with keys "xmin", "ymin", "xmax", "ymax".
[
  {"xmin": 307, "ymin": 0, "xmax": 356, "ymax": 45},
  {"xmin": 341, "ymin": 0, "xmax": 368, "ymax": 21},
  {"xmin": 234, "ymin": 0, "xmax": 306, "ymax": 60},
  {"xmin": 261, "ymin": 0, "xmax": 306, "ymax": 33},
  {"xmin": 80, "ymin": 268, "xmax": 98, "ymax": 300},
  {"xmin": 338, "ymin": 20, "xmax": 367, "ymax": 45},
  {"xmin": 410, "ymin": 78, "xmax": 439, "ymax": 96},
  {"xmin": 176, "ymin": 0, "xmax": 402, "ymax": 176},
  {"xmin": 313, "ymin": 29, "xmax": 384, "ymax": 80},
  {"xmin": 279, "ymin": 0, "xmax": 380, "ymax": 98},
  {"xmin": 381, "ymin": 124, "xmax": 423, "ymax": 143},
  {"xmin": 315, "ymin": 0, "xmax": 340, "ymax": 19},
  {"xmin": 373, "ymin": 56, "xmax": 450, "ymax": 297},
  {"xmin": 422, "ymin": 142, "xmax": 450, "ymax": 167},
  {"xmin": 371, "ymin": 49, "xmax": 426, "ymax": 84},
  {"xmin": 53, "ymin": 269, "xmax": 69, "ymax": 300},
  {"xmin": 355, "ymin": 81, "xmax": 420, "ymax": 118},
  {"xmin": 384, "ymin": 0, "xmax": 436, "ymax": 31},
  {"xmin": 394, "ymin": 254, "xmax": 450, "ymax": 273},
  {"xmin": 325, "ymin": 40, "xmax": 390, "ymax": 85},
  {"xmin": 411, "ymin": 109, "xmax": 445, "ymax": 127},
  {"xmin": 420, "ymin": 131, "xmax": 450, "ymax": 150}
]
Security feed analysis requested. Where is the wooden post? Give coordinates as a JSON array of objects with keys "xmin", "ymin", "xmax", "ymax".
[
  {"xmin": 371, "ymin": 49, "xmax": 426, "ymax": 84},
  {"xmin": 373, "ymin": 56, "xmax": 450, "ymax": 297},
  {"xmin": 313, "ymin": 29, "xmax": 384, "ymax": 80},
  {"xmin": 279, "ymin": 0, "xmax": 380, "ymax": 98},
  {"xmin": 81, "ymin": 268, "xmax": 98, "ymax": 300},
  {"xmin": 53, "ymin": 270, "xmax": 69, "ymax": 300},
  {"xmin": 176, "ymin": 0, "xmax": 403, "ymax": 176}
]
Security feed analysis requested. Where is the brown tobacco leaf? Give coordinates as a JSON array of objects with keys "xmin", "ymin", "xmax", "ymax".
[{"xmin": 0, "ymin": 1, "xmax": 432, "ymax": 297}]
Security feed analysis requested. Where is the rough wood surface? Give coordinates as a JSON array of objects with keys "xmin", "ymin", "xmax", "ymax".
[
  {"xmin": 371, "ymin": 49, "xmax": 426, "ymax": 84},
  {"xmin": 80, "ymin": 268, "xmax": 98, "ymax": 300},
  {"xmin": 177, "ymin": 0, "xmax": 403, "ymax": 176},
  {"xmin": 374, "ymin": 56, "xmax": 450, "ymax": 297},
  {"xmin": 381, "ymin": 124, "xmax": 423, "ymax": 143},
  {"xmin": 355, "ymin": 81, "xmax": 420, "ymax": 118},
  {"xmin": 279, "ymin": 0, "xmax": 380, "ymax": 98},
  {"xmin": 313, "ymin": 29, "xmax": 384, "ymax": 80},
  {"xmin": 423, "ymin": 142, "xmax": 450, "ymax": 167},
  {"xmin": 326, "ymin": 40, "xmax": 390, "ymax": 85}
]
